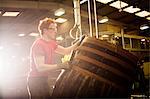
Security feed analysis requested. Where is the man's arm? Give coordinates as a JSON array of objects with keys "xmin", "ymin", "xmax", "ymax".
[
  {"xmin": 55, "ymin": 35, "xmax": 86, "ymax": 55},
  {"xmin": 34, "ymin": 55, "xmax": 69, "ymax": 72},
  {"xmin": 34, "ymin": 55, "xmax": 59, "ymax": 72},
  {"xmin": 55, "ymin": 41, "xmax": 79, "ymax": 55}
]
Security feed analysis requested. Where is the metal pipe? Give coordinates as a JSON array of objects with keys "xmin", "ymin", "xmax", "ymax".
[
  {"xmin": 121, "ymin": 28, "xmax": 125, "ymax": 49},
  {"xmin": 93, "ymin": 0, "xmax": 99, "ymax": 38},
  {"xmin": 73, "ymin": 0, "xmax": 82, "ymax": 39},
  {"xmin": 87, "ymin": 0, "xmax": 93, "ymax": 37},
  {"xmin": 129, "ymin": 38, "xmax": 132, "ymax": 49}
]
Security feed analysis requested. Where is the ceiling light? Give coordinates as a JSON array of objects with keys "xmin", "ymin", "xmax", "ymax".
[
  {"xmin": 96, "ymin": 0, "xmax": 114, "ymax": 4},
  {"xmin": 102, "ymin": 35, "xmax": 109, "ymax": 38},
  {"xmin": 56, "ymin": 36, "xmax": 64, "ymax": 41},
  {"xmin": 55, "ymin": 18, "xmax": 67, "ymax": 23},
  {"xmin": 114, "ymin": 36, "xmax": 119, "ymax": 39},
  {"xmin": 140, "ymin": 25, "xmax": 149, "ymax": 30},
  {"xmin": 2, "ymin": 11, "xmax": 20, "ymax": 17},
  {"xmin": 123, "ymin": 6, "xmax": 140, "ymax": 13},
  {"xmin": 146, "ymin": 17, "xmax": 150, "ymax": 20},
  {"xmin": 135, "ymin": 11, "xmax": 150, "ymax": 17},
  {"xmin": 109, "ymin": 0, "xmax": 128, "ymax": 9},
  {"xmin": 141, "ymin": 39, "xmax": 145, "ymax": 42},
  {"xmin": 18, "ymin": 33, "xmax": 25, "ymax": 37},
  {"xmin": 80, "ymin": 0, "xmax": 87, "ymax": 4},
  {"xmin": 29, "ymin": 33, "xmax": 39, "ymax": 37},
  {"xmin": 99, "ymin": 16, "xmax": 109, "ymax": 23},
  {"xmin": 54, "ymin": 8, "xmax": 65, "ymax": 16}
]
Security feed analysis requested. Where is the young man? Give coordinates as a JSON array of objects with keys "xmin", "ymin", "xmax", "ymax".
[{"xmin": 27, "ymin": 18, "xmax": 80, "ymax": 99}]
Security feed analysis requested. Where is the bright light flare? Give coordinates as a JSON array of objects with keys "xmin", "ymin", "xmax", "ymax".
[
  {"xmin": 0, "ymin": 44, "xmax": 29, "ymax": 95},
  {"xmin": 0, "ymin": 46, "xmax": 4, "ymax": 50}
]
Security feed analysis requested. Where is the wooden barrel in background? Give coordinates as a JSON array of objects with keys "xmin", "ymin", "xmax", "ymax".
[{"xmin": 52, "ymin": 37, "xmax": 139, "ymax": 98}]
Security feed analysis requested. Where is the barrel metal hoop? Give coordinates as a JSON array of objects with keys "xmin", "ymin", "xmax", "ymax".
[
  {"xmin": 83, "ymin": 38, "xmax": 138, "ymax": 65},
  {"xmin": 72, "ymin": 66, "xmax": 124, "ymax": 90},
  {"xmin": 77, "ymin": 46, "xmax": 134, "ymax": 71},
  {"xmin": 75, "ymin": 55, "xmax": 132, "ymax": 81}
]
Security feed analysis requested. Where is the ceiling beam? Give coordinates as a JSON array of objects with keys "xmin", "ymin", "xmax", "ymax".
[
  {"xmin": 0, "ymin": 1, "xmax": 58, "ymax": 10},
  {"xmin": 115, "ymin": 14, "xmax": 130, "ymax": 20}
]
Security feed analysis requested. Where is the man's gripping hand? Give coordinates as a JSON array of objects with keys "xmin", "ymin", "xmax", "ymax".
[{"xmin": 57, "ymin": 61, "xmax": 72, "ymax": 70}]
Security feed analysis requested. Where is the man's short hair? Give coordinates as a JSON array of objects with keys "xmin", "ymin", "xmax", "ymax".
[{"xmin": 38, "ymin": 18, "xmax": 55, "ymax": 36}]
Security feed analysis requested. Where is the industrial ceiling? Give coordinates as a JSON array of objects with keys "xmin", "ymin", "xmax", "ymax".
[{"xmin": 0, "ymin": 0, "xmax": 149, "ymax": 45}]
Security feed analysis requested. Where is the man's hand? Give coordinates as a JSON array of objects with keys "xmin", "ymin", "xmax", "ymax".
[
  {"xmin": 58, "ymin": 61, "xmax": 72, "ymax": 70},
  {"xmin": 75, "ymin": 34, "xmax": 86, "ymax": 46}
]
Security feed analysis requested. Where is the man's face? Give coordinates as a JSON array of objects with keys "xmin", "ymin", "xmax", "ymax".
[{"xmin": 45, "ymin": 23, "xmax": 57, "ymax": 40}]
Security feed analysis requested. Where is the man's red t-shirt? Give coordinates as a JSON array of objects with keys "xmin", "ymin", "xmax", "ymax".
[{"xmin": 29, "ymin": 38, "xmax": 58, "ymax": 77}]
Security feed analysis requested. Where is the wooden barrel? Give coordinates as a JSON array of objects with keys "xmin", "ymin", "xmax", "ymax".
[{"xmin": 52, "ymin": 37, "xmax": 138, "ymax": 98}]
